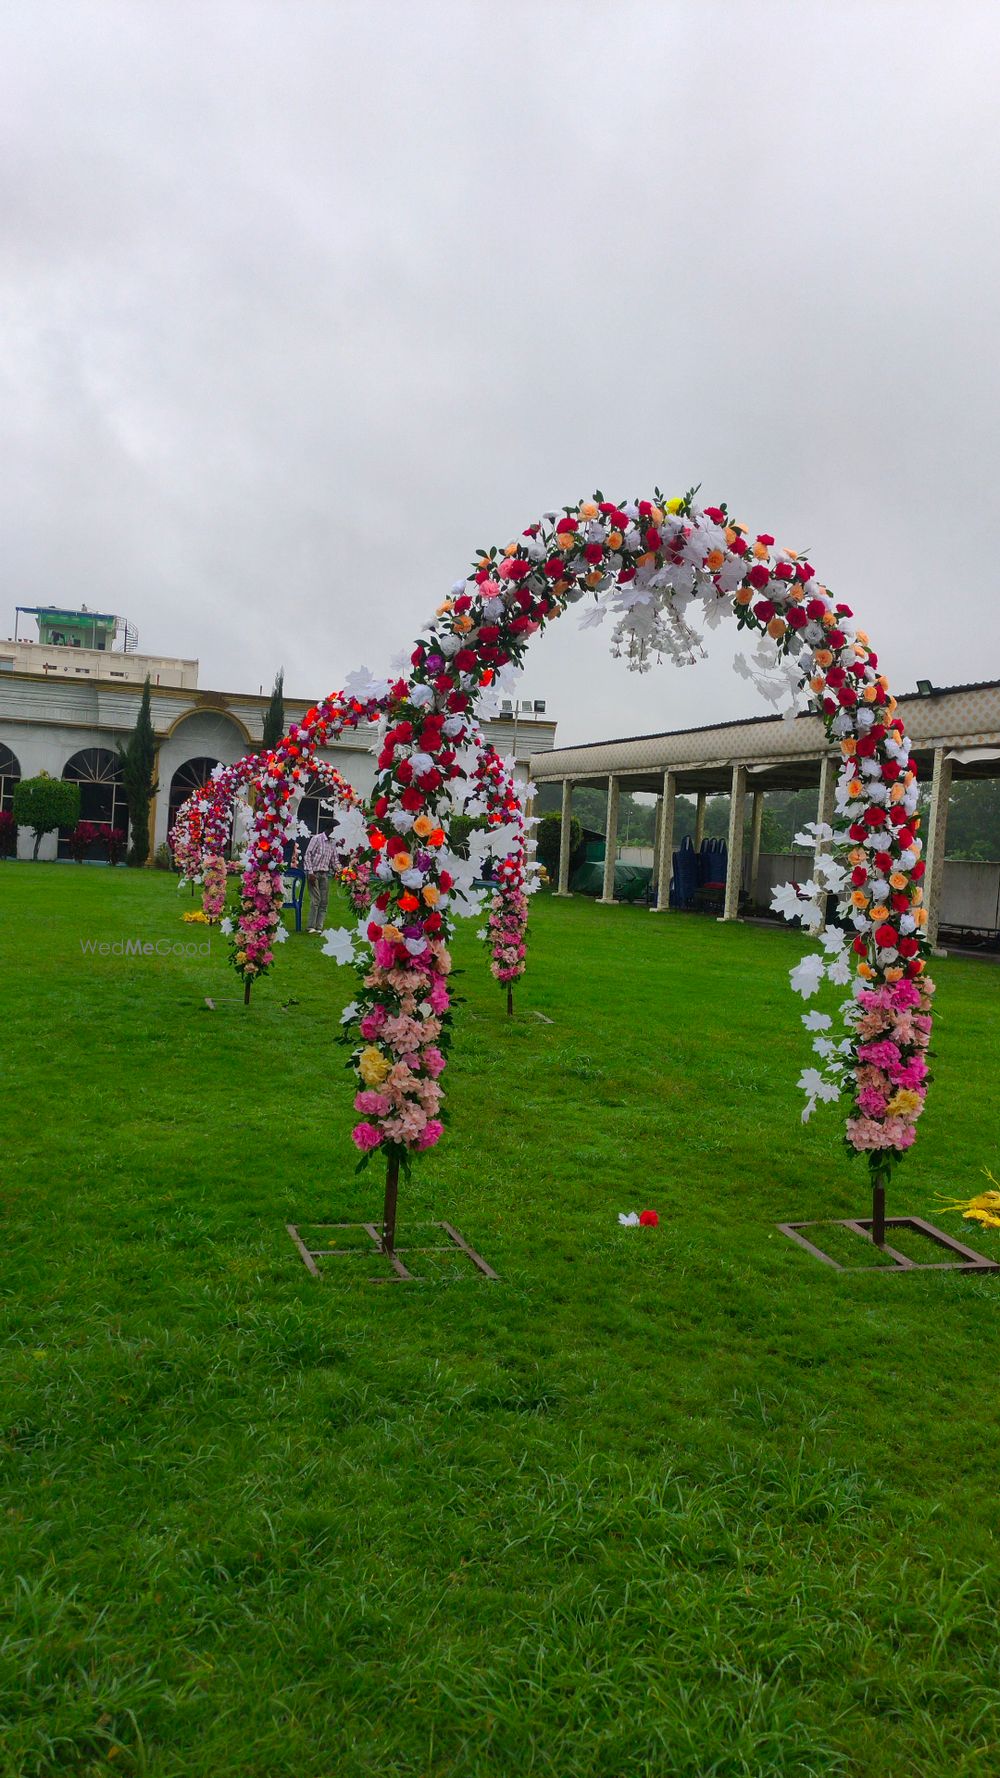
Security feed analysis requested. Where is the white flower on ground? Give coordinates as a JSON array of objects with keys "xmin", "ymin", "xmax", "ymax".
[
  {"xmin": 219, "ymin": 917, "xmax": 233, "ymax": 936},
  {"xmin": 340, "ymin": 1000, "xmax": 359, "ymax": 1025},
  {"xmin": 322, "ymin": 928, "xmax": 356, "ymax": 966},
  {"xmin": 618, "ymin": 1212, "xmax": 640, "ymax": 1227}
]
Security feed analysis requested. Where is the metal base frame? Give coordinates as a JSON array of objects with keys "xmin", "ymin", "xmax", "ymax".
[
  {"xmin": 286, "ymin": 1220, "xmax": 500, "ymax": 1283},
  {"xmin": 778, "ymin": 1215, "xmax": 1000, "ymax": 1274}
]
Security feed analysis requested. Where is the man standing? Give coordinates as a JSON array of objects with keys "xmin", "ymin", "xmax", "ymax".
[{"xmin": 304, "ymin": 827, "xmax": 337, "ymax": 932}]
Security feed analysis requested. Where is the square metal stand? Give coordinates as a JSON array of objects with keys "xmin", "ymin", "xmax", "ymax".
[
  {"xmin": 286, "ymin": 1221, "xmax": 500, "ymax": 1283},
  {"xmin": 778, "ymin": 1215, "xmax": 1000, "ymax": 1273}
]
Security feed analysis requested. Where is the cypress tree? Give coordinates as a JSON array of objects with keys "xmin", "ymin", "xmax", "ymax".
[
  {"xmin": 118, "ymin": 676, "xmax": 159, "ymax": 867},
  {"xmin": 262, "ymin": 668, "xmax": 285, "ymax": 749}
]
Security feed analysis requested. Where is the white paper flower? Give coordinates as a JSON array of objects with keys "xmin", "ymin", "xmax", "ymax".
[
  {"xmin": 790, "ymin": 954, "xmax": 826, "ymax": 998},
  {"xmin": 618, "ymin": 1212, "xmax": 640, "ymax": 1227},
  {"xmin": 322, "ymin": 928, "xmax": 356, "ymax": 966},
  {"xmin": 219, "ymin": 917, "xmax": 233, "ymax": 936},
  {"xmin": 802, "ymin": 1010, "xmax": 832, "ymax": 1031}
]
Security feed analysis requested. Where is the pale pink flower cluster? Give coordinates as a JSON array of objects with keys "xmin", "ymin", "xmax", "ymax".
[{"xmin": 846, "ymin": 977, "xmax": 935, "ymax": 1160}]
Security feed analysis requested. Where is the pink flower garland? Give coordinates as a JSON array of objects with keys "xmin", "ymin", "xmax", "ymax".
[{"xmin": 231, "ymin": 490, "xmax": 932, "ymax": 1177}]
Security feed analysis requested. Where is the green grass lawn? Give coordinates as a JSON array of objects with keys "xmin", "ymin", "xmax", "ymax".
[{"xmin": 2, "ymin": 861, "xmax": 1000, "ymax": 1777}]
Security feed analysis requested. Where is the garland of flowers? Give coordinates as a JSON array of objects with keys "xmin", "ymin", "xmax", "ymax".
[
  {"xmin": 472, "ymin": 745, "xmax": 531, "ymax": 1000},
  {"xmin": 202, "ymin": 853, "xmax": 228, "ymax": 922},
  {"xmin": 235, "ymin": 488, "xmax": 932, "ymax": 1184}
]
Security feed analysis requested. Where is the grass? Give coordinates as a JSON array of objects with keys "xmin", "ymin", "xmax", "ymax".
[{"xmin": 2, "ymin": 860, "xmax": 1000, "ymax": 1777}]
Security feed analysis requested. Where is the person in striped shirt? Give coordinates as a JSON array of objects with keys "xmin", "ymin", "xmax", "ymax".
[{"xmin": 304, "ymin": 828, "xmax": 338, "ymax": 932}]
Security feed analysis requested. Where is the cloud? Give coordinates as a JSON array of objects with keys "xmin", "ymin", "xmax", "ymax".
[{"xmin": 1, "ymin": 1, "xmax": 998, "ymax": 743}]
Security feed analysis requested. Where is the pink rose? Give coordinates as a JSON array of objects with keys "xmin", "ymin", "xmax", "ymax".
[{"xmin": 351, "ymin": 1122, "xmax": 384, "ymax": 1152}]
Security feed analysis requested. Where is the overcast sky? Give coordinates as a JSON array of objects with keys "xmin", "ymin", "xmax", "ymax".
[{"xmin": 2, "ymin": 1, "xmax": 998, "ymax": 745}]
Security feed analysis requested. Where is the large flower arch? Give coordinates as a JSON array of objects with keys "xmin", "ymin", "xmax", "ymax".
[{"xmin": 232, "ymin": 488, "xmax": 933, "ymax": 1241}]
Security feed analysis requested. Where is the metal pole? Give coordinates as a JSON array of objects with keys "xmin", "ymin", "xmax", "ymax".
[
  {"xmin": 382, "ymin": 1153, "xmax": 400, "ymax": 1254},
  {"xmin": 872, "ymin": 1170, "xmax": 887, "ymax": 1248},
  {"xmin": 244, "ymin": 978, "xmax": 251, "ymax": 1006}
]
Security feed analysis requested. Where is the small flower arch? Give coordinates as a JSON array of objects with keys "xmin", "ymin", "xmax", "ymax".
[{"xmin": 232, "ymin": 489, "xmax": 933, "ymax": 1188}]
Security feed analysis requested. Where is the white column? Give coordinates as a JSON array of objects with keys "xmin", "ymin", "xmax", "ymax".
[
  {"xmin": 555, "ymin": 778, "xmax": 573, "ymax": 896},
  {"xmin": 598, "ymin": 775, "xmax": 620, "ymax": 904},
  {"xmin": 650, "ymin": 770, "xmax": 676, "ymax": 912},
  {"xmin": 748, "ymin": 790, "xmax": 764, "ymax": 907},
  {"xmin": 720, "ymin": 765, "xmax": 747, "ymax": 921},
  {"xmin": 694, "ymin": 790, "xmax": 707, "ymax": 852},
  {"xmin": 924, "ymin": 746, "xmax": 952, "ymax": 952}
]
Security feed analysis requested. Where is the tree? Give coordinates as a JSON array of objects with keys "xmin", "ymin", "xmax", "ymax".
[
  {"xmin": 13, "ymin": 773, "xmax": 80, "ymax": 860},
  {"xmin": 117, "ymin": 675, "xmax": 159, "ymax": 867},
  {"xmin": 536, "ymin": 813, "xmax": 584, "ymax": 880},
  {"xmin": 262, "ymin": 668, "xmax": 285, "ymax": 750}
]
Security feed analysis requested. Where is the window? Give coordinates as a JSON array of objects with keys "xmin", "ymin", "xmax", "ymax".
[
  {"xmin": 0, "ymin": 743, "xmax": 21, "ymax": 813},
  {"xmin": 167, "ymin": 757, "xmax": 221, "ymax": 835},
  {"xmin": 60, "ymin": 747, "xmax": 127, "ymax": 856}
]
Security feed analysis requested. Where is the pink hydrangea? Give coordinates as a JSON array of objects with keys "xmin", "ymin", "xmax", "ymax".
[{"xmin": 351, "ymin": 1122, "xmax": 383, "ymax": 1152}]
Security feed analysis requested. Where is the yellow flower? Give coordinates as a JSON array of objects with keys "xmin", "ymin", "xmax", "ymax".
[
  {"xmin": 889, "ymin": 873, "xmax": 908, "ymax": 890},
  {"xmin": 885, "ymin": 1088, "xmax": 922, "ymax": 1119},
  {"xmin": 359, "ymin": 1046, "xmax": 391, "ymax": 1087},
  {"xmin": 666, "ymin": 496, "xmax": 684, "ymax": 514},
  {"xmin": 389, "ymin": 851, "xmax": 412, "ymax": 873},
  {"xmin": 412, "ymin": 815, "xmax": 433, "ymax": 838}
]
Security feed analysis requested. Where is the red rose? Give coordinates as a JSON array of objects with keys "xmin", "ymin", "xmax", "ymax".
[
  {"xmin": 849, "ymin": 823, "xmax": 867, "ymax": 841},
  {"xmin": 898, "ymin": 936, "xmax": 920, "ymax": 958},
  {"xmin": 544, "ymin": 558, "xmax": 564, "ymax": 578},
  {"xmin": 731, "ymin": 535, "xmax": 748, "ymax": 555},
  {"xmin": 863, "ymin": 807, "xmax": 887, "ymax": 827},
  {"xmin": 438, "ymin": 870, "xmax": 454, "ymax": 891},
  {"xmin": 795, "ymin": 561, "xmax": 815, "ymax": 582},
  {"xmin": 826, "ymin": 629, "xmax": 846, "ymax": 649},
  {"xmin": 753, "ymin": 600, "xmax": 776, "ymax": 623},
  {"xmin": 851, "ymin": 866, "xmax": 868, "ymax": 886},
  {"xmin": 638, "ymin": 1210, "xmax": 659, "ymax": 1227},
  {"xmin": 453, "ymin": 594, "xmax": 472, "ymax": 613},
  {"xmin": 644, "ymin": 527, "xmax": 662, "ymax": 550},
  {"xmin": 881, "ymin": 761, "xmax": 900, "ymax": 781},
  {"xmin": 787, "ymin": 606, "xmax": 808, "ymax": 629},
  {"xmin": 423, "ymin": 911, "xmax": 443, "ymax": 933},
  {"xmin": 507, "ymin": 559, "xmax": 531, "ymax": 579},
  {"xmin": 806, "ymin": 598, "xmax": 827, "ymax": 620},
  {"xmin": 912, "ymin": 859, "xmax": 926, "ymax": 879},
  {"xmin": 374, "ymin": 796, "xmax": 389, "ymax": 818},
  {"xmin": 395, "ymin": 759, "xmax": 413, "ymax": 785},
  {"xmin": 584, "ymin": 542, "xmax": 603, "ymax": 564},
  {"xmin": 704, "ymin": 506, "xmax": 725, "ymax": 522},
  {"xmin": 417, "ymin": 768, "xmax": 442, "ymax": 792},
  {"xmin": 775, "ymin": 561, "xmax": 794, "ymax": 580},
  {"xmin": 366, "ymin": 922, "xmax": 381, "ymax": 941},
  {"xmin": 888, "ymin": 806, "xmax": 908, "ymax": 827},
  {"xmin": 757, "ymin": 534, "xmax": 775, "ymax": 546},
  {"xmin": 836, "ymin": 603, "xmax": 853, "ymax": 617},
  {"xmin": 555, "ymin": 516, "xmax": 577, "ymax": 534},
  {"xmin": 401, "ymin": 787, "xmax": 425, "ymax": 812},
  {"xmin": 875, "ymin": 923, "xmax": 898, "ymax": 948},
  {"xmin": 874, "ymin": 851, "xmax": 893, "ymax": 872},
  {"xmin": 454, "ymin": 649, "xmax": 477, "ymax": 673},
  {"xmin": 891, "ymin": 892, "xmax": 910, "ymax": 912},
  {"xmin": 638, "ymin": 500, "xmax": 652, "ymax": 517},
  {"xmin": 825, "ymin": 666, "xmax": 846, "ymax": 688},
  {"xmin": 747, "ymin": 563, "xmax": 771, "ymax": 590},
  {"xmin": 838, "ymin": 687, "xmax": 858, "ymax": 707},
  {"xmin": 853, "ymin": 934, "xmax": 868, "ymax": 954},
  {"xmin": 906, "ymin": 958, "xmax": 923, "ymax": 977},
  {"xmin": 856, "ymin": 736, "xmax": 876, "ymax": 758}
]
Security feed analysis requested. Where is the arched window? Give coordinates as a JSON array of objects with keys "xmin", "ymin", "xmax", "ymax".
[
  {"xmin": 296, "ymin": 773, "xmax": 338, "ymax": 836},
  {"xmin": 0, "ymin": 743, "xmax": 21, "ymax": 814},
  {"xmin": 60, "ymin": 750, "xmax": 127, "ymax": 858},
  {"xmin": 168, "ymin": 757, "xmax": 220, "ymax": 834}
]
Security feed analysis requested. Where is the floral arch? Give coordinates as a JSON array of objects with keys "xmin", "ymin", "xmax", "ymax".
[{"xmin": 227, "ymin": 488, "xmax": 933, "ymax": 1244}]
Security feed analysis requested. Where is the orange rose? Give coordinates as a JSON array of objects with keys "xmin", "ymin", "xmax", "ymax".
[
  {"xmin": 706, "ymin": 548, "xmax": 725, "ymax": 570},
  {"xmin": 412, "ymin": 815, "xmax": 433, "ymax": 838},
  {"xmin": 767, "ymin": 617, "xmax": 787, "ymax": 641},
  {"xmin": 422, "ymin": 884, "xmax": 439, "ymax": 906},
  {"xmin": 608, "ymin": 530, "xmax": 623, "ymax": 550}
]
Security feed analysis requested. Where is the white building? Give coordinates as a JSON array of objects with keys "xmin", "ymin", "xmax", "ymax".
[{"xmin": 0, "ymin": 607, "xmax": 556, "ymax": 860}]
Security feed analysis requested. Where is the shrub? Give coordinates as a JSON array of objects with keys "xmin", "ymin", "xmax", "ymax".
[
  {"xmin": 12, "ymin": 774, "xmax": 80, "ymax": 860},
  {"xmin": 536, "ymin": 813, "xmax": 584, "ymax": 881},
  {"xmin": 154, "ymin": 842, "xmax": 173, "ymax": 871},
  {"xmin": 0, "ymin": 810, "xmax": 17, "ymax": 859},
  {"xmin": 106, "ymin": 826, "xmax": 127, "ymax": 866},
  {"xmin": 67, "ymin": 820, "xmax": 104, "ymax": 863}
]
